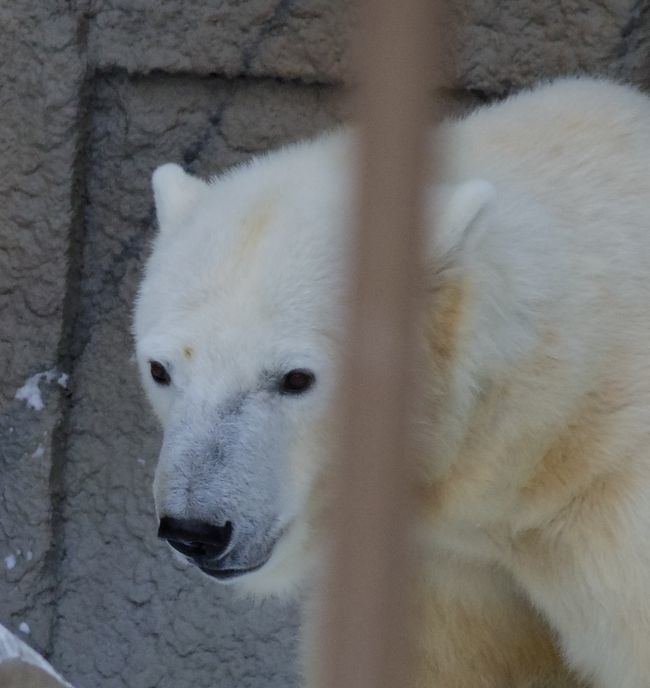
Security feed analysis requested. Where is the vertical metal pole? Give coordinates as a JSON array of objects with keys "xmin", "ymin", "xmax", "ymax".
[{"xmin": 319, "ymin": 2, "xmax": 438, "ymax": 688}]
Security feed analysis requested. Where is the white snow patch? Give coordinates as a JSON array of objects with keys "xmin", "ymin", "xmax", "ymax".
[
  {"xmin": 18, "ymin": 622, "xmax": 30, "ymax": 635},
  {"xmin": 26, "ymin": 551, "xmax": 33, "ymax": 561},
  {"xmin": 4, "ymin": 554, "xmax": 16, "ymax": 571},
  {"xmin": 137, "ymin": 458, "xmax": 146, "ymax": 466},
  {"xmin": 15, "ymin": 369, "xmax": 69, "ymax": 410},
  {"xmin": 31, "ymin": 444, "xmax": 45, "ymax": 460},
  {"xmin": 15, "ymin": 373, "xmax": 47, "ymax": 411}
]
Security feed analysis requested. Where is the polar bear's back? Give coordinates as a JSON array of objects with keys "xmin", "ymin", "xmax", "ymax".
[
  {"xmin": 443, "ymin": 78, "xmax": 650, "ymax": 315},
  {"xmin": 445, "ymin": 79, "xmax": 650, "ymax": 243},
  {"xmin": 448, "ymin": 78, "xmax": 650, "ymax": 199}
]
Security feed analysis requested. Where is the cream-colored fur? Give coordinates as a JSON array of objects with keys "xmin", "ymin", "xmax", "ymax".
[{"xmin": 134, "ymin": 78, "xmax": 650, "ymax": 687}]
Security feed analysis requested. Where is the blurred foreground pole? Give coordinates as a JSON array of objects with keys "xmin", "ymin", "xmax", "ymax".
[{"xmin": 318, "ymin": 1, "xmax": 439, "ymax": 688}]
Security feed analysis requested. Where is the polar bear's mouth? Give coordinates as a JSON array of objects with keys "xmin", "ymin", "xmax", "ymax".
[{"xmin": 198, "ymin": 559, "xmax": 268, "ymax": 582}]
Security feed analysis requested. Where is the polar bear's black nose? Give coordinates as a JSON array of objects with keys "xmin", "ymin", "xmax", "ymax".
[{"xmin": 158, "ymin": 517, "xmax": 233, "ymax": 561}]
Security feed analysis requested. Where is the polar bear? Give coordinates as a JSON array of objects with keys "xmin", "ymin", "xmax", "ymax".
[{"xmin": 134, "ymin": 78, "xmax": 650, "ymax": 688}]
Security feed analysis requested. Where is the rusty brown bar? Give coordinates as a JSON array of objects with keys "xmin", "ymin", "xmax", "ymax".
[{"xmin": 318, "ymin": 2, "xmax": 438, "ymax": 688}]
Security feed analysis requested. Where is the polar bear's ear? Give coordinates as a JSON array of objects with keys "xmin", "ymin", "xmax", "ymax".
[
  {"xmin": 152, "ymin": 163, "xmax": 208, "ymax": 232},
  {"xmin": 430, "ymin": 179, "xmax": 495, "ymax": 263}
]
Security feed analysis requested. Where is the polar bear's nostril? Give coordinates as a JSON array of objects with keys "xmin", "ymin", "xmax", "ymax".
[{"xmin": 158, "ymin": 516, "xmax": 233, "ymax": 561}]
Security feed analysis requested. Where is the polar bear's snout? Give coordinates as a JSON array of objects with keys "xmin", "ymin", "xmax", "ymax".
[{"xmin": 151, "ymin": 397, "xmax": 295, "ymax": 582}]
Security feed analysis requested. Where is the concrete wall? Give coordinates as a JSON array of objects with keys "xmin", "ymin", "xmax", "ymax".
[{"xmin": 1, "ymin": 1, "xmax": 648, "ymax": 686}]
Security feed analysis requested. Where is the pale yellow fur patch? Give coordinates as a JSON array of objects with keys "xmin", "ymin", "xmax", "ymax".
[{"xmin": 238, "ymin": 202, "xmax": 274, "ymax": 261}]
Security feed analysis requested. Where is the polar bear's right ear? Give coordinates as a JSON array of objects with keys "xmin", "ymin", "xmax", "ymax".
[
  {"xmin": 152, "ymin": 163, "xmax": 208, "ymax": 232},
  {"xmin": 429, "ymin": 179, "xmax": 495, "ymax": 264}
]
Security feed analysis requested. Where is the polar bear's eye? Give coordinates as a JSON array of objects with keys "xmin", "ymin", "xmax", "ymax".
[
  {"xmin": 150, "ymin": 360, "xmax": 171, "ymax": 386},
  {"xmin": 280, "ymin": 369, "xmax": 315, "ymax": 395}
]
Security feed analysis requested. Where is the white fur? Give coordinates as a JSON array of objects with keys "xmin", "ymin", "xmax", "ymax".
[{"xmin": 134, "ymin": 78, "xmax": 650, "ymax": 687}]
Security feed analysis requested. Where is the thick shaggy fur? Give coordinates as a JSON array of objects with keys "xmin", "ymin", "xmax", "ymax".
[{"xmin": 134, "ymin": 78, "xmax": 650, "ymax": 687}]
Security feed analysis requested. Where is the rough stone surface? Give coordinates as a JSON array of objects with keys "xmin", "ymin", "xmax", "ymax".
[
  {"xmin": 616, "ymin": 0, "xmax": 650, "ymax": 90},
  {"xmin": 0, "ymin": 1, "xmax": 85, "ymax": 404},
  {"xmin": 443, "ymin": 0, "xmax": 643, "ymax": 95},
  {"xmin": 87, "ymin": 0, "xmax": 650, "ymax": 94},
  {"xmin": 88, "ymin": 0, "xmax": 351, "ymax": 82},
  {"xmin": 1, "ymin": 1, "xmax": 650, "ymax": 687},
  {"xmin": 0, "ymin": 0, "xmax": 87, "ymax": 658}
]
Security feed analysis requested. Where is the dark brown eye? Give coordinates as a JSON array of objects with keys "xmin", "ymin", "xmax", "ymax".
[
  {"xmin": 280, "ymin": 369, "xmax": 315, "ymax": 395},
  {"xmin": 150, "ymin": 360, "xmax": 171, "ymax": 386}
]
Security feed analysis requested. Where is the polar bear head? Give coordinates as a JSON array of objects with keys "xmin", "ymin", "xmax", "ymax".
[{"xmin": 134, "ymin": 132, "xmax": 496, "ymax": 596}]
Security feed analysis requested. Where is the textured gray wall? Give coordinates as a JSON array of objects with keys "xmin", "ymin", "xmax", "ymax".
[{"xmin": 1, "ymin": 1, "xmax": 648, "ymax": 686}]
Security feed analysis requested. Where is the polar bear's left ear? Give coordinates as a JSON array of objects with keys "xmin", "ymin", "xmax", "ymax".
[
  {"xmin": 430, "ymin": 179, "xmax": 495, "ymax": 263},
  {"xmin": 152, "ymin": 163, "xmax": 209, "ymax": 232}
]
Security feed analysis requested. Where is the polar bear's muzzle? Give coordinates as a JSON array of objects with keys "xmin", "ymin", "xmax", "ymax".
[{"xmin": 151, "ymin": 387, "xmax": 303, "ymax": 585}]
